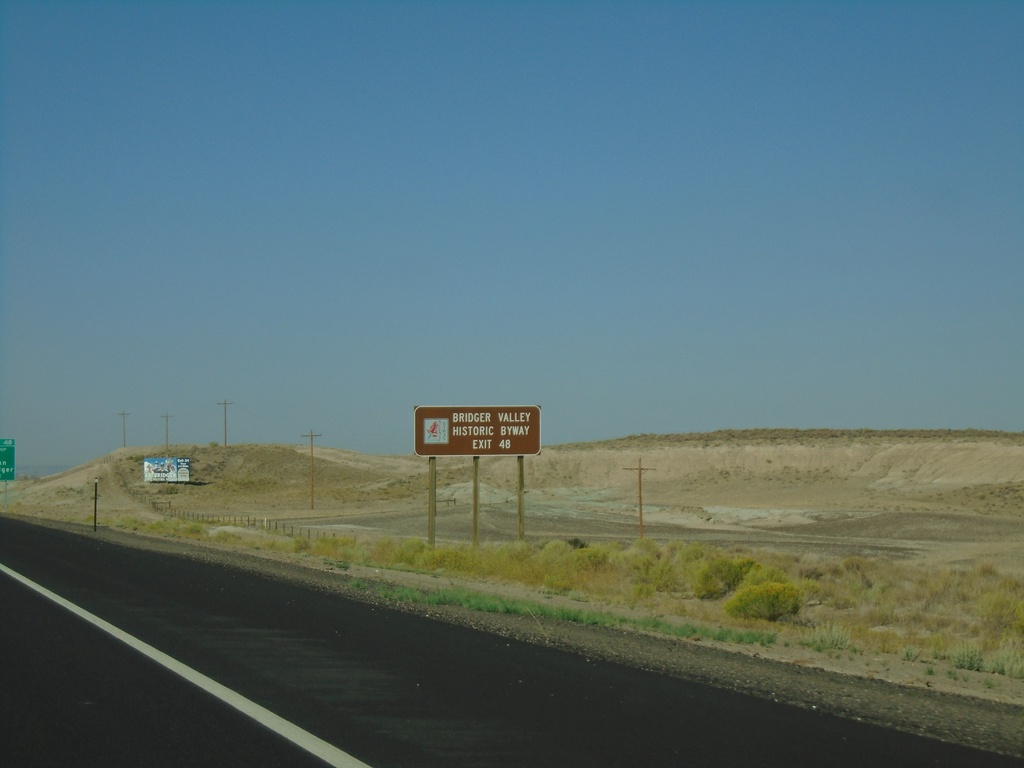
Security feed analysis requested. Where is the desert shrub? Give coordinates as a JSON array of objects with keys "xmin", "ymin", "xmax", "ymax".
[
  {"xmin": 629, "ymin": 537, "xmax": 663, "ymax": 559},
  {"xmin": 799, "ymin": 563, "xmax": 825, "ymax": 581},
  {"xmin": 808, "ymin": 623, "xmax": 851, "ymax": 652},
  {"xmin": 396, "ymin": 537, "xmax": 428, "ymax": 565},
  {"xmin": 901, "ymin": 645, "xmax": 921, "ymax": 662},
  {"xmin": 420, "ymin": 545, "xmax": 478, "ymax": 574},
  {"xmin": 630, "ymin": 555, "xmax": 679, "ymax": 598},
  {"xmin": 533, "ymin": 541, "xmax": 574, "ymax": 590},
  {"xmin": 573, "ymin": 544, "xmax": 612, "ymax": 570},
  {"xmin": 370, "ymin": 536, "xmax": 399, "ymax": 564},
  {"xmin": 693, "ymin": 556, "xmax": 756, "ymax": 599},
  {"xmin": 1014, "ymin": 602, "xmax": 1024, "ymax": 636},
  {"xmin": 986, "ymin": 646, "xmax": 1024, "ymax": 678},
  {"xmin": 487, "ymin": 541, "xmax": 546, "ymax": 584},
  {"xmin": 666, "ymin": 540, "xmax": 708, "ymax": 563},
  {"xmin": 601, "ymin": 540, "xmax": 664, "ymax": 597},
  {"xmin": 796, "ymin": 577, "xmax": 823, "ymax": 602},
  {"xmin": 976, "ymin": 561, "xmax": 1000, "ymax": 578},
  {"xmin": 924, "ymin": 568, "xmax": 978, "ymax": 607},
  {"xmin": 864, "ymin": 602, "xmax": 898, "ymax": 627},
  {"xmin": 741, "ymin": 564, "xmax": 791, "ymax": 587},
  {"xmin": 724, "ymin": 582, "xmax": 802, "ymax": 621},
  {"xmin": 842, "ymin": 556, "xmax": 874, "ymax": 587},
  {"xmin": 868, "ymin": 629, "xmax": 904, "ymax": 654},
  {"xmin": 842, "ymin": 555, "xmax": 871, "ymax": 573},
  {"xmin": 542, "ymin": 573, "xmax": 577, "ymax": 592},
  {"xmin": 502, "ymin": 540, "xmax": 536, "ymax": 562},
  {"xmin": 312, "ymin": 534, "xmax": 365, "ymax": 563},
  {"xmin": 977, "ymin": 591, "xmax": 1019, "ymax": 636},
  {"xmin": 949, "ymin": 642, "xmax": 985, "ymax": 671},
  {"xmin": 538, "ymin": 539, "xmax": 573, "ymax": 563},
  {"xmin": 210, "ymin": 529, "xmax": 245, "ymax": 545},
  {"xmin": 692, "ymin": 566, "xmax": 722, "ymax": 599}
]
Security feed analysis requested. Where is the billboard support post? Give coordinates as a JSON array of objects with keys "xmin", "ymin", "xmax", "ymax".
[
  {"xmin": 427, "ymin": 457, "xmax": 436, "ymax": 546},
  {"xmin": 472, "ymin": 457, "xmax": 480, "ymax": 547},
  {"xmin": 517, "ymin": 456, "xmax": 525, "ymax": 541}
]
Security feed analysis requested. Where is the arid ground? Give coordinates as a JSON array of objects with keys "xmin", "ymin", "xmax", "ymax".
[
  {"xmin": 18, "ymin": 429, "xmax": 1021, "ymax": 572},
  {"xmin": 6, "ymin": 430, "xmax": 1024, "ymax": 754}
]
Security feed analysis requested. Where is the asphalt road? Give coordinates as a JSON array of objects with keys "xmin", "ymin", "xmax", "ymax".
[{"xmin": 1, "ymin": 516, "xmax": 1020, "ymax": 767}]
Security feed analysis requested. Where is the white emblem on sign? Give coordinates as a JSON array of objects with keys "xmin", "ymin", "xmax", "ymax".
[{"xmin": 423, "ymin": 418, "xmax": 449, "ymax": 444}]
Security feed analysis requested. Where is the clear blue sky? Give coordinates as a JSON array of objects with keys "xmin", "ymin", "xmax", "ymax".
[{"xmin": 2, "ymin": 1, "xmax": 1022, "ymax": 469}]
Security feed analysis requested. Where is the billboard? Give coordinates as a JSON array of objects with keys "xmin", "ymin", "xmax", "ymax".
[
  {"xmin": 414, "ymin": 405, "xmax": 541, "ymax": 456},
  {"xmin": 144, "ymin": 457, "xmax": 191, "ymax": 483}
]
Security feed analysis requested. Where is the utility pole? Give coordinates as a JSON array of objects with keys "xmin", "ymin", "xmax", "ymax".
[
  {"xmin": 218, "ymin": 399, "xmax": 233, "ymax": 446},
  {"xmin": 302, "ymin": 430, "xmax": 321, "ymax": 510},
  {"xmin": 162, "ymin": 413, "xmax": 173, "ymax": 453},
  {"xmin": 118, "ymin": 411, "xmax": 130, "ymax": 448},
  {"xmin": 623, "ymin": 457, "xmax": 655, "ymax": 538}
]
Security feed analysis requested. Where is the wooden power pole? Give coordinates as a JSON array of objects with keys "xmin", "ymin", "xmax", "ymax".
[
  {"xmin": 302, "ymin": 430, "xmax": 321, "ymax": 510},
  {"xmin": 623, "ymin": 457, "xmax": 655, "ymax": 538},
  {"xmin": 118, "ymin": 411, "xmax": 130, "ymax": 448},
  {"xmin": 162, "ymin": 413, "xmax": 173, "ymax": 453},
  {"xmin": 218, "ymin": 399, "xmax": 233, "ymax": 446}
]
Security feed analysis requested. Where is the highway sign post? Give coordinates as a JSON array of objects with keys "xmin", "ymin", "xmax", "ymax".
[
  {"xmin": 0, "ymin": 439, "xmax": 14, "ymax": 482},
  {"xmin": 414, "ymin": 407, "xmax": 541, "ymax": 545},
  {"xmin": 1, "ymin": 439, "xmax": 14, "ymax": 514}
]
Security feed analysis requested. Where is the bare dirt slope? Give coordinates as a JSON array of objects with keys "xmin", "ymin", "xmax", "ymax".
[
  {"xmin": 7, "ymin": 430, "xmax": 1024, "ymax": 755},
  {"xmin": 10, "ymin": 430, "xmax": 1024, "ymax": 574}
]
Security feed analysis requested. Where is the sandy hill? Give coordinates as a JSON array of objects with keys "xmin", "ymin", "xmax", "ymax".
[{"xmin": 8, "ymin": 430, "xmax": 1023, "ymax": 522}]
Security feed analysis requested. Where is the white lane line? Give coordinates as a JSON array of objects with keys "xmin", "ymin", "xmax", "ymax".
[{"xmin": 0, "ymin": 562, "xmax": 372, "ymax": 768}]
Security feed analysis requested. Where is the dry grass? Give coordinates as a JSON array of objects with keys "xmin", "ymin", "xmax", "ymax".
[
  {"xmin": 105, "ymin": 511, "xmax": 1024, "ymax": 679},
  {"xmin": 354, "ymin": 534, "xmax": 1022, "ymax": 678},
  {"xmin": 12, "ymin": 432, "xmax": 1024, "ymax": 685}
]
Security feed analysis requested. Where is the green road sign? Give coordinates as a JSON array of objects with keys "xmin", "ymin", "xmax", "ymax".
[{"xmin": 0, "ymin": 439, "xmax": 15, "ymax": 481}]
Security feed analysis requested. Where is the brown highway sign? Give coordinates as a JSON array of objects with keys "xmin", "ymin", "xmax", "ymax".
[{"xmin": 414, "ymin": 405, "xmax": 541, "ymax": 456}]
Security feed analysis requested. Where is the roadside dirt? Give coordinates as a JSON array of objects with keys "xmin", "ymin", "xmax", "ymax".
[
  {"xmin": 22, "ymin": 518, "xmax": 1021, "ymax": 760},
  {"xmin": 7, "ymin": 430, "xmax": 1024, "ymax": 756}
]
